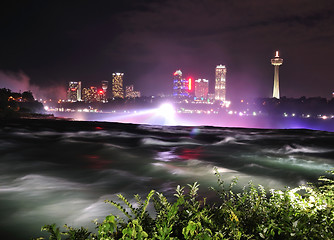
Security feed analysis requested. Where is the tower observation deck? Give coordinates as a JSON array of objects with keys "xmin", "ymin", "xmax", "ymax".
[{"xmin": 271, "ymin": 51, "xmax": 283, "ymax": 99}]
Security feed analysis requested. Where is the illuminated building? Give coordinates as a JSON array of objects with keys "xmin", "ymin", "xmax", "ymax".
[
  {"xmin": 173, "ymin": 70, "xmax": 189, "ymax": 98},
  {"xmin": 207, "ymin": 93, "xmax": 215, "ymax": 100},
  {"xmin": 271, "ymin": 50, "xmax": 283, "ymax": 99},
  {"xmin": 97, "ymin": 89, "xmax": 105, "ymax": 102},
  {"xmin": 126, "ymin": 85, "xmax": 141, "ymax": 98},
  {"xmin": 125, "ymin": 85, "xmax": 134, "ymax": 98},
  {"xmin": 82, "ymin": 86, "xmax": 98, "ymax": 102},
  {"xmin": 101, "ymin": 80, "xmax": 108, "ymax": 101},
  {"xmin": 101, "ymin": 80, "xmax": 108, "ymax": 102},
  {"xmin": 134, "ymin": 91, "xmax": 141, "ymax": 98},
  {"xmin": 112, "ymin": 73, "xmax": 124, "ymax": 98},
  {"xmin": 67, "ymin": 81, "xmax": 81, "ymax": 102},
  {"xmin": 195, "ymin": 79, "xmax": 209, "ymax": 99},
  {"xmin": 101, "ymin": 80, "xmax": 108, "ymax": 92},
  {"xmin": 214, "ymin": 65, "xmax": 227, "ymax": 102}
]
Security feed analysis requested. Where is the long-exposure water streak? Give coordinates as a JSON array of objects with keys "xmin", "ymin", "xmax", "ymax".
[{"xmin": 0, "ymin": 119, "xmax": 333, "ymax": 239}]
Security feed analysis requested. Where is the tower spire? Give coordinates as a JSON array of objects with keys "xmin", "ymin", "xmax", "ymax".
[{"xmin": 275, "ymin": 50, "xmax": 279, "ymax": 57}]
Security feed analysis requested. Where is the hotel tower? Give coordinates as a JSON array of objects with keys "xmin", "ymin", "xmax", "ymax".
[
  {"xmin": 214, "ymin": 64, "xmax": 227, "ymax": 102},
  {"xmin": 67, "ymin": 81, "xmax": 82, "ymax": 102},
  {"xmin": 172, "ymin": 70, "xmax": 189, "ymax": 98},
  {"xmin": 112, "ymin": 73, "xmax": 124, "ymax": 98}
]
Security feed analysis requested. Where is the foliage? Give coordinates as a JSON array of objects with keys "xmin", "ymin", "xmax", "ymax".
[
  {"xmin": 34, "ymin": 170, "xmax": 334, "ymax": 239},
  {"xmin": 33, "ymin": 223, "xmax": 92, "ymax": 240}
]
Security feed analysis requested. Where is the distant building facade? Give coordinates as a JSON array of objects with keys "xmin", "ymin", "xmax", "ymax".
[
  {"xmin": 82, "ymin": 86, "xmax": 98, "ymax": 102},
  {"xmin": 214, "ymin": 65, "xmax": 227, "ymax": 102},
  {"xmin": 67, "ymin": 81, "xmax": 82, "ymax": 102},
  {"xmin": 112, "ymin": 73, "xmax": 124, "ymax": 98},
  {"xmin": 101, "ymin": 80, "xmax": 109, "ymax": 101},
  {"xmin": 173, "ymin": 70, "xmax": 189, "ymax": 98},
  {"xmin": 125, "ymin": 85, "xmax": 141, "ymax": 98},
  {"xmin": 195, "ymin": 79, "xmax": 209, "ymax": 99},
  {"xmin": 207, "ymin": 93, "xmax": 215, "ymax": 100}
]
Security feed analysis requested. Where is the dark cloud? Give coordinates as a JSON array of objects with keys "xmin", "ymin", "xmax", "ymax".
[{"xmin": 1, "ymin": 0, "xmax": 334, "ymax": 99}]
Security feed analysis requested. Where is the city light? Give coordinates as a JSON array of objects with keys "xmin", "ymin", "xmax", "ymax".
[{"xmin": 158, "ymin": 103, "xmax": 175, "ymax": 118}]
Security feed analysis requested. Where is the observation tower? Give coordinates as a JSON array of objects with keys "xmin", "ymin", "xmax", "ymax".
[{"xmin": 271, "ymin": 51, "xmax": 283, "ymax": 99}]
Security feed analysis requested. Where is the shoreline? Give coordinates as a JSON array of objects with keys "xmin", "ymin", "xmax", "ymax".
[{"xmin": 1, "ymin": 111, "xmax": 334, "ymax": 133}]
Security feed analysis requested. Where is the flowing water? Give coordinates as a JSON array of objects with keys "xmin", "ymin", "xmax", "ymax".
[{"xmin": 0, "ymin": 119, "xmax": 333, "ymax": 239}]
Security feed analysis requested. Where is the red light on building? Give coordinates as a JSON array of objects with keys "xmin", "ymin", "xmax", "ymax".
[
  {"xmin": 71, "ymin": 88, "xmax": 76, "ymax": 91},
  {"xmin": 188, "ymin": 78, "xmax": 192, "ymax": 91},
  {"xmin": 98, "ymin": 90, "xmax": 104, "ymax": 94}
]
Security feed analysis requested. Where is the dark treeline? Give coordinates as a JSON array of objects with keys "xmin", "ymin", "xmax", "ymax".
[{"xmin": 231, "ymin": 96, "xmax": 334, "ymax": 117}]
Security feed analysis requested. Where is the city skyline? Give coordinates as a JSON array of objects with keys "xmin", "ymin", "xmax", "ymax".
[{"xmin": 1, "ymin": 1, "xmax": 334, "ymax": 101}]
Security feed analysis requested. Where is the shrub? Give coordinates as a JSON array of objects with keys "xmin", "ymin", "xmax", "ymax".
[{"xmin": 34, "ymin": 171, "xmax": 334, "ymax": 239}]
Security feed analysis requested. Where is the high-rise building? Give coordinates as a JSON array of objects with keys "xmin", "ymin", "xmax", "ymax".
[
  {"xmin": 101, "ymin": 80, "xmax": 109, "ymax": 102},
  {"xmin": 195, "ymin": 79, "xmax": 209, "ymax": 99},
  {"xmin": 101, "ymin": 80, "xmax": 108, "ymax": 91},
  {"xmin": 67, "ymin": 81, "xmax": 81, "ymax": 102},
  {"xmin": 112, "ymin": 73, "xmax": 124, "ymax": 98},
  {"xmin": 271, "ymin": 51, "xmax": 283, "ymax": 99},
  {"xmin": 173, "ymin": 70, "xmax": 189, "ymax": 97},
  {"xmin": 214, "ymin": 65, "xmax": 227, "ymax": 102},
  {"xmin": 82, "ymin": 86, "xmax": 98, "ymax": 102}
]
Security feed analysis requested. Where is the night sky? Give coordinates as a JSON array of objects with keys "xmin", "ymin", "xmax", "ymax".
[{"xmin": 1, "ymin": 0, "xmax": 334, "ymax": 101}]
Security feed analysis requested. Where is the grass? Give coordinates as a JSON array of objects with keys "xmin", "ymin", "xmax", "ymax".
[{"xmin": 33, "ymin": 170, "xmax": 333, "ymax": 240}]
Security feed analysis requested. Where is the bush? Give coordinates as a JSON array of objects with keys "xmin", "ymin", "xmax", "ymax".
[{"xmin": 34, "ymin": 170, "xmax": 334, "ymax": 240}]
